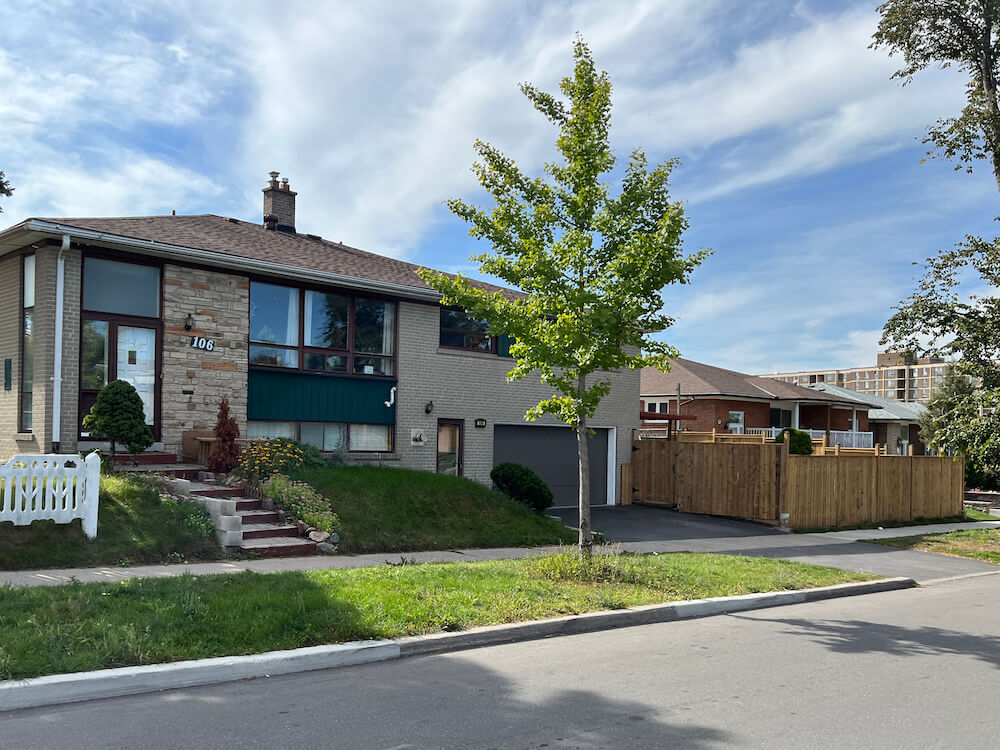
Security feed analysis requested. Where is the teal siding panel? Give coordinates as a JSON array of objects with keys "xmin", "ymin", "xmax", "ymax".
[{"xmin": 248, "ymin": 370, "xmax": 396, "ymax": 425}]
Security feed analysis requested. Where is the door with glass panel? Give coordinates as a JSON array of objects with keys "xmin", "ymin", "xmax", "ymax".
[
  {"xmin": 79, "ymin": 256, "xmax": 162, "ymax": 440},
  {"xmin": 437, "ymin": 419, "xmax": 463, "ymax": 476},
  {"xmin": 80, "ymin": 321, "xmax": 159, "ymax": 438}
]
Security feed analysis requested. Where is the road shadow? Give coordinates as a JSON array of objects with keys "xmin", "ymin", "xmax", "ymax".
[
  {"xmin": 3, "ymin": 647, "xmax": 738, "ymax": 749},
  {"xmin": 735, "ymin": 614, "xmax": 1000, "ymax": 671}
]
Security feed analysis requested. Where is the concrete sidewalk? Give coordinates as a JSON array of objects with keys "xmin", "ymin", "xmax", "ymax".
[{"xmin": 3, "ymin": 517, "xmax": 1000, "ymax": 588}]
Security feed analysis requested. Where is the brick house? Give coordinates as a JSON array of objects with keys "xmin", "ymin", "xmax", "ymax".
[
  {"xmin": 0, "ymin": 174, "xmax": 637, "ymax": 507},
  {"xmin": 641, "ymin": 358, "xmax": 870, "ymax": 439}
]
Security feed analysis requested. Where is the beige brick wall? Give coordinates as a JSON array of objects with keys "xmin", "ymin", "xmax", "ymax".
[
  {"xmin": 394, "ymin": 301, "xmax": 639, "ymax": 503},
  {"xmin": 160, "ymin": 264, "xmax": 249, "ymax": 456}
]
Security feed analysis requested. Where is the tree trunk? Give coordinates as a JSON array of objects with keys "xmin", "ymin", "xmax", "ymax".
[{"xmin": 576, "ymin": 374, "xmax": 593, "ymax": 558}]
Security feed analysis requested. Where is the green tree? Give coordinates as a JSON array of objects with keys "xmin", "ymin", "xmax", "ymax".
[
  {"xmin": 83, "ymin": 379, "xmax": 154, "ymax": 467},
  {"xmin": 872, "ymin": 0, "xmax": 1000, "ymax": 192},
  {"xmin": 417, "ymin": 36, "xmax": 707, "ymax": 555},
  {"xmin": 0, "ymin": 171, "xmax": 12, "ymax": 213},
  {"xmin": 919, "ymin": 367, "xmax": 1000, "ymax": 488}
]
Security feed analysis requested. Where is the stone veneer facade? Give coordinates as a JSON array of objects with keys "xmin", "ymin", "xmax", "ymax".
[{"xmin": 160, "ymin": 264, "xmax": 249, "ymax": 457}]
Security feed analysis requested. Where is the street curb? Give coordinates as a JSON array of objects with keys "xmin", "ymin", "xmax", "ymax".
[
  {"xmin": 0, "ymin": 577, "xmax": 914, "ymax": 713},
  {"xmin": 0, "ymin": 640, "xmax": 399, "ymax": 713},
  {"xmin": 398, "ymin": 577, "xmax": 917, "ymax": 657}
]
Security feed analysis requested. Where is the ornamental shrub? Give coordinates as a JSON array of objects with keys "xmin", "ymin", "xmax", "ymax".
[
  {"xmin": 775, "ymin": 428, "xmax": 813, "ymax": 455},
  {"xmin": 490, "ymin": 462, "xmax": 554, "ymax": 512},
  {"xmin": 82, "ymin": 379, "xmax": 154, "ymax": 467},
  {"xmin": 237, "ymin": 438, "xmax": 307, "ymax": 483},
  {"xmin": 262, "ymin": 473, "xmax": 341, "ymax": 534},
  {"xmin": 207, "ymin": 397, "xmax": 240, "ymax": 474}
]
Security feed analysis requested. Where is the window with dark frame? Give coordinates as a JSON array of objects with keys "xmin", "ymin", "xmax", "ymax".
[
  {"xmin": 246, "ymin": 420, "xmax": 393, "ymax": 453},
  {"xmin": 249, "ymin": 282, "xmax": 396, "ymax": 376},
  {"xmin": 20, "ymin": 254, "xmax": 35, "ymax": 432},
  {"xmin": 439, "ymin": 308, "xmax": 494, "ymax": 352}
]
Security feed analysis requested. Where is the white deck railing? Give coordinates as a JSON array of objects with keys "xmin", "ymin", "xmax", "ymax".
[
  {"xmin": 0, "ymin": 453, "xmax": 101, "ymax": 538},
  {"xmin": 745, "ymin": 427, "xmax": 874, "ymax": 448}
]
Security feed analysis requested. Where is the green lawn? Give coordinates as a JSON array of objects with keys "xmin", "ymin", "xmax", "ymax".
[
  {"xmin": 872, "ymin": 528, "xmax": 1000, "ymax": 564},
  {"xmin": 296, "ymin": 465, "xmax": 577, "ymax": 553},
  {"xmin": 0, "ymin": 475, "xmax": 222, "ymax": 571},
  {"xmin": 0, "ymin": 550, "xmax": 876, "ymax": 680}
]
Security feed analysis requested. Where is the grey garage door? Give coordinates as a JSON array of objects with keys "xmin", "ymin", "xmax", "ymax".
[{"xmin": 493, "ymin": 425, "xmax": 609, "ymax": 507}]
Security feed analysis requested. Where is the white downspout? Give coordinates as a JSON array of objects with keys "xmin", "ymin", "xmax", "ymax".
[
  {"xmin": 792, "ymin": 402, "xmax": 800, "ymax": 430},
  {"xmin": 51, "ymin": 234, "xmax": 68, "ymax": 453}
]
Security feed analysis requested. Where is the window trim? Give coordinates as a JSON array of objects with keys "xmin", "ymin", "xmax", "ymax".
[{"xmin": 248, "ymin": 281, "xmax": 397, "ymax": 379}]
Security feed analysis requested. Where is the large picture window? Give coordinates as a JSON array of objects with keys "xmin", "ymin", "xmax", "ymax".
[
  {"xmin": 247, "ymin": 421, "xmax": 391, "ymax": 453},
  {"xmin": 249, "ymin": 282, "xmax": 395, "ymax": 377},
  {"xmin": 83, "ymin": 258, "xmax": 160, "ymax": 318},
  {"xmin": 440, "ymin": 308, "xmax": 493, "ymax": 352}
]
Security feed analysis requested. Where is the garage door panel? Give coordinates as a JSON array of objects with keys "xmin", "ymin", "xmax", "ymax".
[{"xmin": 493, "ymin": 425, "xmax": 608, "ymax": 507}]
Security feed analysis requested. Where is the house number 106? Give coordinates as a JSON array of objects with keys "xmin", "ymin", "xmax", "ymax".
[{"xmin": 190, "ymin": 336, "xmax": 216, "ymax": 351}]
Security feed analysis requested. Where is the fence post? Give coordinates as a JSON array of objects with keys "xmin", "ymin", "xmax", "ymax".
[
  {"xmin": 82, "ymin": 452, "xmax": 101, "ymax": 540},
  {"xmin": 711, "ymin": 427, "xmax": 717, "ymax": 443}
]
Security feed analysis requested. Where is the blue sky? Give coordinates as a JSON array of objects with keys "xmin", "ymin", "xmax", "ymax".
[{"xmin": 2, "ymin": 0, "xmax": 996, "ymax": 374}]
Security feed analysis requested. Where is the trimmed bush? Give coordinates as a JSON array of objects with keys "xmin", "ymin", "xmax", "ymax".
[
  {"xmin": 82, "ymin": 379, "xmax": 154, "ymax": 466},
  {"xmin": 490, "ymin": 462, "xmax": 554, "ymax": 512},
  {"xmin": 775, "ymin": 428, "xmax": 813, "ymax": 455}
]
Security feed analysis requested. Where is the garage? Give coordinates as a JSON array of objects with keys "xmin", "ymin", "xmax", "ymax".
[{"xmin": 492, "ymin": 424, "xmax": 612, "ymax": 507}]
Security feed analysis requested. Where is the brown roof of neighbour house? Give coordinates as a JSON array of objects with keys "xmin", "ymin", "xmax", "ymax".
[
  {"xmin": 641, "ymin": 358, "xmax": 869, "ymax": 407},
  {"xmin": 26, "ymin": 214, "xmax": 520, "ymax": 299}
]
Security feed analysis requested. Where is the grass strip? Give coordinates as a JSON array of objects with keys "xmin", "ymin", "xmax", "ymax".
[
  {"xmin": 0, "ymin": 475, "xmax": 222, "ymax": 571},
  {"xmin": 793, "ymin": 509, "xmax": 993, "ymax": 533},
  {"xmin": 0, "ymin": 551, "xmax": 876, "ymax": 680},
  {"xmin": 296, "ymin": 465, "xmax": 578, "ymax": 553},
  {"xmin": 872, "ymin": 528, "xmax": 1000, "ymax": 564}
]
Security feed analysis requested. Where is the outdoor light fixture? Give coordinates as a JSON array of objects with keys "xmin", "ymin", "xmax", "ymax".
[
  {"xmin": 184, "ymin": 313, "xmax": 195, "ymax": 331},
  {"xmin": 425, "ymin": 401, "xmax": 434, "ymax": 414}
]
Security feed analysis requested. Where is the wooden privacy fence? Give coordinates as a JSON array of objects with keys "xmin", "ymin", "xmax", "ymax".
[
  {"xmin": 0, "ymin": 453, "xmax": 102, "ymax": 538},
  {"xmin": 630, "ymin": 438, "xmax": 963, "ymax": 529}
]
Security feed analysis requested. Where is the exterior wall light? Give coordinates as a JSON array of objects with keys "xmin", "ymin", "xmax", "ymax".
[
  {"xmin": 425, "ymin": 401, "xmax": 434, "ymax": 414},
  {"xmin": 184, "ymin": 313, "xmax": 195, "ymax": 331}
]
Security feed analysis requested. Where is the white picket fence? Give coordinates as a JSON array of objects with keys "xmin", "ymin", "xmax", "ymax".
[{"xmin": 0, "ymin": 453, "xmax": 102, "ymax": 538}]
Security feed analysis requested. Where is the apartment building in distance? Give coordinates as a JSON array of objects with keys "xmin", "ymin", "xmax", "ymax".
[{"xmin": 762, "ymin": 352, "xmax": 948, "ymax": 405}]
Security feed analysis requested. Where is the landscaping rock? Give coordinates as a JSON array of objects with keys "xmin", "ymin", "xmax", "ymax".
[
  {"xmin": 316, "ymin": 542, "xmax": 336, "ymax": 555},
  {"xmin": 308, "ymin": 530, "xmax": 330, "ymax": 543},
  {"xmin": 261, "ymin": 498, "xmax": 274, "ymax": 511},
  {"xmin": 328, "ymin": 532, "xmax": 340, "ymax": 545},
  {"xmin": 277, "ymin": 509, "xmax": 286, "ymax": 521},
  {"xmin": 296, "ymin": 520, "xmax": 308, "ymax": 534}
]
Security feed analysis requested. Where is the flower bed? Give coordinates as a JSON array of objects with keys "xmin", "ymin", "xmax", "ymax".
[{"xmin": 262, "ymin": 473, "xmax": 341, "ymax": 545}]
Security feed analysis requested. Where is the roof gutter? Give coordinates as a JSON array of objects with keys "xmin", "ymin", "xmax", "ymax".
[{"xmin": 19, "ymin": 220, "xmax": 445, "ymax": 303}]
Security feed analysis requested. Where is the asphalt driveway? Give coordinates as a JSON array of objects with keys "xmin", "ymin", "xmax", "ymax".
[{"xmin": 551, "ymin": 504, "xmax": 1000, "ymax": 583}]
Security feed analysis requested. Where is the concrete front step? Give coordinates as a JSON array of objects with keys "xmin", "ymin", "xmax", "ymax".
[
  {"xmin": 239, "ymin": 537, "xmax": 317, "ymax": 558},
  {"xmin": 191, "ymin": 487, "xmax": 244, "ymax": 498},
  {"xmin": 241, "ymin": 523, "xmax": 299, "ymax": 540},
  {"xmin": 238, "ymin": 509, "xmax": 280, "ymax": 525}
]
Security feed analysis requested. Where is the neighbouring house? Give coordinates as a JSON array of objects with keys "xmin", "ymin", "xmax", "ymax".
[
  {"xmin": 806, "ymin": 382, "xmax": 927, "ymax": 455},
  {"xmin": 641, "ymin": 358, "xmax": 873, "ymax": 446},
  {"xmin": 0, "ymin": 173, "xmax": 638, "ymax": 507}
]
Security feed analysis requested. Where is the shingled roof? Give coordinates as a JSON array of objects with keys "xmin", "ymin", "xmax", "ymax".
[
  {"xmin": 15, "ymin": 214, "xmax": 518, "ymax": 300},
  {"xmin": 641, "ymin": 358, "xmax": 869, "ymax": 407}
]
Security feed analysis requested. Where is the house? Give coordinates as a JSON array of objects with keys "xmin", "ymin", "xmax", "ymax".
[
  {"xmin": 641, "ymin": 358, "xmax": 872, "ymax": 445},
  {"xmin": 0, "ymin": 173, "xmax": 638, "ymax": 507},
  {"xmin": 806, "ymin": 382, "xmax": 927, "ymax": 455}
]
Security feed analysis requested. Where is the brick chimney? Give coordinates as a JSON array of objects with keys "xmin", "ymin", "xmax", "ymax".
[{"xmin": 262, "ymin": 171, "xmax": 297, "ymax": 233}]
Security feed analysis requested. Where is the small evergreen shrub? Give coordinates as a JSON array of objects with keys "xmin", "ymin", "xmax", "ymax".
[
  {"xmin": 490, "ymin": 462, "xmax": 554, "ymax": 512},
  {"xmin": 82, "ymin": 380, "xmax": 154, "ymax": 466},
  {"xmin": 262, "ymin": 473, "xmax": 341, "ymax": 534},
  {"xmin": 775, "ymin": 428, "xmax": 813, "ymax": 455},
  {"xmin": 207, "ymin": 397, "xmax": 240, "ymax": 474}
]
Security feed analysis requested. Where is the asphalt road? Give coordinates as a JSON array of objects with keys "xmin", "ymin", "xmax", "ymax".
[{"xmin": 5, "ymin": 573, "xmax": 999, "ymax": 749}]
